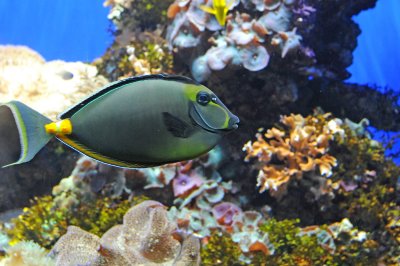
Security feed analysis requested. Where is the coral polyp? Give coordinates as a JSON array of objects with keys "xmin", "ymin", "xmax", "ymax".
[{"xmin": 167, "ymin": 0, "xmax": 307, "ymax": 81}]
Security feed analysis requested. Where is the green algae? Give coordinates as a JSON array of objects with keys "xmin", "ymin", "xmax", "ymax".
[{"xmin": 5, "ymin": 195, "xmax": 148, "ymax": 249}]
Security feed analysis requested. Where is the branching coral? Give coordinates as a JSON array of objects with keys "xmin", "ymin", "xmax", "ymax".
[
  {"xmin": 50, "ymin": 200, "xmax": 200, "ymax": 266},
  {"xmin": 243, "ymin": 112, "xmax": 341, "ymax": 198},
  {"xmin": 242, "ymin": 110, "xmax": 400, "ymax": 263}
]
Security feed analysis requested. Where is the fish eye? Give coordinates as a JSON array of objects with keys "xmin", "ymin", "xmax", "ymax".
[{"xmin": 196, "ymin": 91, "xmax": 211, "ymax": 105}]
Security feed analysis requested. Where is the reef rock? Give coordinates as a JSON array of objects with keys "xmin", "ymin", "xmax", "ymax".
[{"xmin": 0, "ymin": 45, "xmax": 109, "ymax": 120}]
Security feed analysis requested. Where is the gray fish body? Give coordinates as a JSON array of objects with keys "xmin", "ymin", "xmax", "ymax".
[
  {"xmin": 0, "ymin": 74, "xmax": 238, "ymax": 168},
  {"xmin": 68, "ymin": 79, "xmax": 221, "ymax": 165}
]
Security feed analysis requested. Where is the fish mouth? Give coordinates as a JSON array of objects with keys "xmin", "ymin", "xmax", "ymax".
[
  {"xmin": 189, "ymin": 103, "xmax": 239, "ymax": 134},
  {"xmin": 228, "ymin": 115, "xmax": 240, "ymax": 130}
]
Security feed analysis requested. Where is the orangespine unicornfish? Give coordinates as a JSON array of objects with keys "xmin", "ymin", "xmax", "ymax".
[{"xmin": 0, "ymin": 74, "xmax": 239, "ymax": 168}]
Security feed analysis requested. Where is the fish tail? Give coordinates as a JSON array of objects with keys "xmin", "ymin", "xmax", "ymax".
[{"xmin": 0, "ymin": 101, "xmax": 53, "ymax": 167}]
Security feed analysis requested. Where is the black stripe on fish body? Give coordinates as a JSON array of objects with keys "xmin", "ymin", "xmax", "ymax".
[{"xmin": 59, "ymin": 74, "xmax": 199, "ymax": 120}]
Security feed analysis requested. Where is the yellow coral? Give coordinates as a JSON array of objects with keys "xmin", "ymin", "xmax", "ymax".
[{"xmin": 244, "ymin": 113, "xmax": 341, "ymax": 198}]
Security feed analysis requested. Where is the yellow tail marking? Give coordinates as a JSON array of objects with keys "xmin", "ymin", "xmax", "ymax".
[{"xmin": 45, "ymin": 119, "xmax": 73, "ymax": 135}]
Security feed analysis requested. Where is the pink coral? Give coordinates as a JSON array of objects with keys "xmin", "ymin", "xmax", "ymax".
[{"xmin": 173, "ymin": 172, "xmax": 204, "ymax": 198}]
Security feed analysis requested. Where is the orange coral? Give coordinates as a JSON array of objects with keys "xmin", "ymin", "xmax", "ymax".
[{"xmin": 243, "ymin": 113, "xmax": 342, "ymax": 198}]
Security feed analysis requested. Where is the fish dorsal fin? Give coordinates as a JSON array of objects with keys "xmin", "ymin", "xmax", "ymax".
[{"xmin": 58, "ymin": 74, "xmax": 198, "ymax": 120}]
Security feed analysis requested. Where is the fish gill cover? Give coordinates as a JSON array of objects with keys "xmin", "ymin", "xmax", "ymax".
[{"xmin": 0, "ymin": 0, "xmax": 399, "ymax": 265}]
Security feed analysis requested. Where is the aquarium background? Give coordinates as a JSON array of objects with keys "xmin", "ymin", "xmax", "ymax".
[
  {"xmin": 0, "ymin": 0, "xmax": 399, "ymax": 87},
  {"xmin": 1, "ymin": 0, "xmax": 398, "ymax": 163},
  {"xmin": 0, "ymin": 0, "xmax": 399, "ymax": 265}
]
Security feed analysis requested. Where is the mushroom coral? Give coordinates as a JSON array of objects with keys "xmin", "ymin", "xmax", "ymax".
[{"xmin": 50, "ymin": 200, "xmax": 200, "ymax": 266}]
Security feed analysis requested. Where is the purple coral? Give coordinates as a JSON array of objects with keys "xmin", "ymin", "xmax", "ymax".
[
  {"xmin": 173, "ymin": 172, "xmax": 204, "ymax": 198},
  {"xmin": 212, "ymin": 202, "xmax": 242, "ymax": 226}
]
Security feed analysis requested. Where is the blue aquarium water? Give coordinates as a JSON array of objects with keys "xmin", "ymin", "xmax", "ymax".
[
  {"xmin": 347, "ymin": 0, "xmax": 400, "ymax": 90},
  {"xmin": 0, "ymin": 0, "xmax": 112, "ymax": 61},
  {"xmin": 0, "ymin": 1, "xmax": 399, "ymax": 265}
]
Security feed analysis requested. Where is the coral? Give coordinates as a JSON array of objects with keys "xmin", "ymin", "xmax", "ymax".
[
  {"xmin": 200, "ymin": 217, "xmax": 376, "ymax": 265},
  {"xmin": 0, "ymin": 241, "xmax": 55, "ymax": 266},
  {"xmin": 50, "ymin": 200, "xmax": 200, "ymax": 265},
  {"xmin": 5, "ymin": 194, "xmax": 147, "ymax": 249},
  {"xmin": 52, "ymin": 156, "xmax": 131, "ymax": 210},
  {"xmin": 168, "ymin": 175, "xmax": 234, "ymax": 237},
  {"xmin": 201, "ymin": 230, "xmax": 244, "ymax": 266},
  {"xmin": 258, "ymin": 218, "xmax": 330, "ymax": 265},
  {"xmin": 212, "ymin": 202, "xmax": 242, "ymax": 226},
  {"xmin": 173, "ymin": 171, "xmax": 204, "ymax": 198},
  {"xmin": 231, "ymin": 210, "xmax": 273, "ymax": 257},
  {"xmin": 95, "ymin": 31, "xmax": 173, "ymax": 80},
  {"xmin": 104, "ymin": 0, "xmax": 173, "ymax": 32},
  {"xmin": 166, "ymin": 0, "xmax": 309, "ymax": 81},
  {"xmin": 6, "ymin": 195, "xmax": 66, "ymax": 249},
  {"xmin": 243, "ymin": 112, "xmax": 341, "ymax": 198},
  {"xmin": 97, "ymin": 0, "xmax": 174, "ymax": 80},
  {"xmin": 0, "ymin": 45, "xmax": 109, "ymax": 120}
]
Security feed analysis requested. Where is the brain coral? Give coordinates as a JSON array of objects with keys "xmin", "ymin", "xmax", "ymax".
[{"xmin": 50, "ymin": 200, "xmax": 200, "ymax": 266}]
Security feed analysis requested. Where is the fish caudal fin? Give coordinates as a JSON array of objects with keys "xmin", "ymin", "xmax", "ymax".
[{"xmin": 0, "ymin": 101, "xmax": 53, "ymax": 167}]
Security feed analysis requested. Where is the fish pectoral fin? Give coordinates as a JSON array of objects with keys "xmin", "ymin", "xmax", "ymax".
[
  {"xmin": 162, "ymin": 112, "xmax": 194, "ymax": 138},
  {"xmin": 199, "ymin": 5, "xmax": 216, "ymax": 14}
]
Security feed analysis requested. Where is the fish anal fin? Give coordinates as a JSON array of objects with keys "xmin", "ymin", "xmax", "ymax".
[
  {"xmin": 56, "ymin": 135, "xmax": 160, "ymax": 168},
  {"xmin": 162, "ymin": 112, "xmax": 194, "ymax": 138}
]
